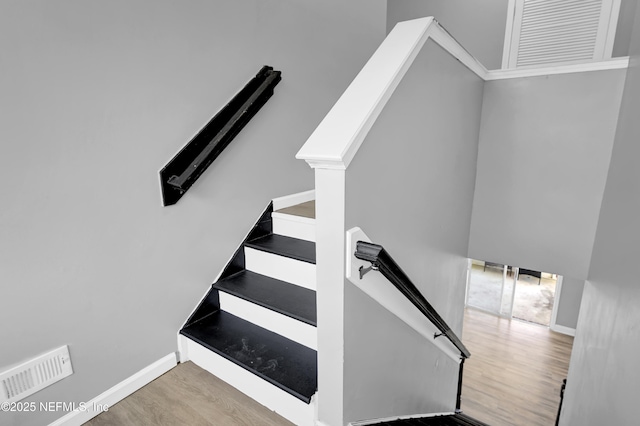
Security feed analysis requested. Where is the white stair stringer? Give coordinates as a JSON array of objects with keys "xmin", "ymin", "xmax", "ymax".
[
  {"xmin": 182, "ymin": 336, "xmax": 316, "ymax": 426},
  {"xmin": 272, "ymin": 212, "xmax": 316, "ymax": 242},
  {"xmin": 245, "ymin": 247, "xmax": 316, "ymax": 290},
  {"xmin": 218, "ymin": 291, "xmax": 317, "ymax": 350}
]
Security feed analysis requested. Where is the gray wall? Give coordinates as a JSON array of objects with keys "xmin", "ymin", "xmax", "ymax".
[
  {"xmin": 468, "ymin": 70, "xmax": 626, "ymax": 280},
  {"xmin": 561, "ymin": 3, "xmax": 640, "ymax": 424},
  {"xmin": 387, "ymin": 0, "xmax": 508, "ymax": 70},
  {"xmin": 555, "ymin": 277, "xmax": 585, "ymax": 330},
  {"xmin": 0, "ymin": 1, "xmax": 386, "ymax": 425},
  {"xmin": 344, "ymin": 40, "xmax": 484, "ymax": 423}
]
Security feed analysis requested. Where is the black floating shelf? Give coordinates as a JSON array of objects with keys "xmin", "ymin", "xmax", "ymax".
[{"xmin": 160, "ymin": 66, "xmax": 282, "ymax": 206}]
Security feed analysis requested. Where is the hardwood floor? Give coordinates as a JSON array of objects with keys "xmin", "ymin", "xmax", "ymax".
[
  {"xmin": 86, "ymin": 309, "xmax": 572, "ymax": 426},
  {"xmin": 85, "ymin": 361, "xmax": 293, "ymax": 426},
  {"xmin": 461, "ymin": 308, "xmax": 574, "ymax": 426}
]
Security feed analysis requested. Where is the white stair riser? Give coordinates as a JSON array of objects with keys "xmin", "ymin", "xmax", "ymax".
[
  {"xmin": 272, "ymin": 212, "xmax": 316, "ymax": 242},
  {"xmin": 218, "ymin": 292, "xmax": 317, "ymax": 350},
  {"xmin": 183, "ymin": 337, "xmax": 315, "ymax": 426},
  {"xmin": 272, "ymin": 190, "xmax": 315, "ymax": 211},
  {"xmin": 245, "ymin": 248, "xmax": 316, "ymax": 291}
]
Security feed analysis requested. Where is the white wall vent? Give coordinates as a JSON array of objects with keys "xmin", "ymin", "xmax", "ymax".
[
  {"xmin": 503, "ymin": 0, "xmax": 621, "ymax": 69},
  {"xmin": 0, "ymin": 345, "xmax": 73, "ymax": 403}
]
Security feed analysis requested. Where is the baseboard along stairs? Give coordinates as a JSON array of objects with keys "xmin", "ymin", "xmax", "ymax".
[{"xmin": 179, "ymin": 191, "xmax": 317, "ymax": 426}]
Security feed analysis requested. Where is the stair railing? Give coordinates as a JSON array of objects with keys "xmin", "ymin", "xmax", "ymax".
[
  {"xmin": 355, "ymin": 241, "xmax": 470, "ymax": 359},
  {"xmin": 354, "ymin": 239, "xmax": 470, "ymax": 411},
  {"xmin": 159, "ymin": 66, "xmax": 281, "ymax": 206}
]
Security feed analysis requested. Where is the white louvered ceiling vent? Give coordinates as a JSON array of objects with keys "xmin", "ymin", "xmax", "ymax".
[
  {"xmin": 0, "ymin": 346, "xmax": 73, "ymax": 403},
  {"xmin": 504, "ymin": 0, "xmax": 621, "ymax": 68}
]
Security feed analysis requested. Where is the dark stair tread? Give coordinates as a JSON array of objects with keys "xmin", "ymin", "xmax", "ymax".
[
  {"xmin": 180, "ymin": 311, "xmax": 317, "ymax": 403},
  {"xmin": 370, "ymin": 414, "xmax": 490, "ymax": 426},
  {"xmin": 245, "ymin": 234, "xmax": 316, "ymax": 264},
  {"xmin": 215, "ymin": 271, "xmax": 317, "ymax": 326}
]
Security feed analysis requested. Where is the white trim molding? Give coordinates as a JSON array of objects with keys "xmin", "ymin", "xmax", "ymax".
[
  {"xmin": 550, "ymin": 276, "xmax": 577, "ymax": 337},
  {"xmin": 551, "ymin": 324, "xmax": 577, "ymax": 337},
  {"xmin": 49, "ymin": 353, "xmax": 177, "ymax": 426},
  {"xmin": 272, "ymin": 189, "xmax": 315, "ymax": 211},
  {"xmin": 550, "ymin": 275, "xmax": 563, "ymax": 331},
  {"xmin": 486, "ymin": 57, "xmax": 629, "ymax": 80}
]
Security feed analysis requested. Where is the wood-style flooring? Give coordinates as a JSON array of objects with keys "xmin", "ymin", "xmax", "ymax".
[
  {"xmin": 461, "ymin": 308, "xmax": 574, "ymax": 426},
  {"xmin": 86, "ymin": 308, "xmax": 572, "ymax": 426},
  {"xmin": 84, "ymin": 361, "xmax": 293, "ymax": 426}
]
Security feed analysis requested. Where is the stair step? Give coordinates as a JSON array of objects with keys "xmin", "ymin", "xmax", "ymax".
[
  {"xmin": 218, "ymin": 291, "xmax": 317, "ymax": 349},
  {"xmin": 215, "ymin": 271, "xmax": 316, "ymax": 326},
  {"xmin": 357, "ymin": 413, "xmax": 490, "ymax": 426},
  {"xmin": 182, "ymin": 336, "xmax": 315, "ymax": 426},
  {"xmin": 246, "ymin": 234, "xmax": 316, "ymax": 264},
  {"xmin": 180, "ymin": 311, "xmax": 317, "ymax": 403},
  {"xmin": 275, "ymin": 200, "xmax": 315, "ymax": 219},
  {"xmin": 272, "ymin": 211, "xmax": 316, "ymax": 242}
]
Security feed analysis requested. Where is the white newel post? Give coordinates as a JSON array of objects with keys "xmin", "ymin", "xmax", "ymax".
[{"xmin": 314, "ymin": 167, "xmax": 346, "ymax": 426}]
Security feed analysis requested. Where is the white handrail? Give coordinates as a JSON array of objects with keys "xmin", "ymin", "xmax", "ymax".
[{"xmin": 295, "ymin": 17, "xmax": 488, "ymax": 171}]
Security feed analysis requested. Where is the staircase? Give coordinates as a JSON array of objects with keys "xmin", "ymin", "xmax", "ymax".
[
  {"xmin": 177, "ymin": 191, "xmax": 491, "ymax": 426},
  {"xmin": 179, "ymin": 191, "xmax": 317, "ymax": 426}
]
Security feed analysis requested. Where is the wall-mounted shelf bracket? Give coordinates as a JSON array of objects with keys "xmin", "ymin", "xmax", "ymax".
[{"xmin": 160, "ymin": 66, "xmax": 282, "ymax": 206}]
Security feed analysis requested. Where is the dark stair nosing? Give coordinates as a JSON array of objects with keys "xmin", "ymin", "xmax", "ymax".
[
  {"xmin": 451, "ymin": 413, "xmax": 490, "ymax": 426},
  {"xmin": 245, "ymin": 234, "xmax": 316, "ymax": 264},
  {"xmin": 369, "ymin": 413, "xmax": 490, "ymax": 426},
  {"xmin": 180, "ymin": 310, "xmax": 317, "ymax": 403},
  {"xmin": 215, "ymin": 270, "xmax": 317, "ymax": 326}
]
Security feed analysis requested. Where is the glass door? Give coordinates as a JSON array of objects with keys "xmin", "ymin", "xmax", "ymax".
[
  {"xmin": 466, "ymin": 260, "xmax": 518, "ymax": 317},
  {"xmin": 512, "ymin": 269, "xmax": 558, "ymax": 326},
  {"xmin": 466, "ymin": 260, "xmax": 560, "ymax": 327}
]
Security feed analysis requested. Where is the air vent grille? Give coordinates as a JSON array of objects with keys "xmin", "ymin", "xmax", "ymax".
[
  {"xmin": 0, "ymin": 346, "xmax": 73, "ymax": 403},
  {"xmin": 517, "ymin": 0, "xmax": 602, "ymax": 67},
  {"xmin": 504, "ymin": 0, "xmax": 620, "ymax": 68}
]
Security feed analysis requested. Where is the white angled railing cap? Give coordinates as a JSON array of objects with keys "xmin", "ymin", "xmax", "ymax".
[{"xmin": 295, "ymin": 17, "xmax": 487, "ymax": 170}]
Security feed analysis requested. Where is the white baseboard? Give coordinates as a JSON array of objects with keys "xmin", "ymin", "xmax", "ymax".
[
  {"xmin": 551, "ymin": 324, "xmax": 576, "ymax": 337},
  {"xmin": 272, "ymin": 190, "xmax": 315, "ymax": 211},
  {"xmin": 49, "ymin": 353, "xmax": 177, "ymax": 426},
  {"xmin": 183, "ymin": 336, "xmax": 315, "ymax": 426},
  {"xmin": 177, "ymin": 332, "xmax": 190, "ymax": 363}
]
